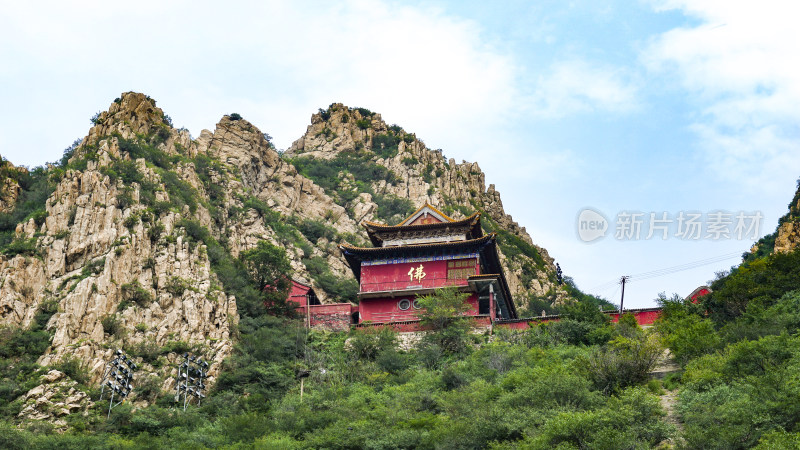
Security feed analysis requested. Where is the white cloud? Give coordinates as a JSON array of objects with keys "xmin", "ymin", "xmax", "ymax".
[
  {"xmin": 0, "ymin": 0, "xmax": 520, "ymax": 167},
  {"xmin": 523, "ymin": 60, "xmax": 639, "ymax": 118},
  {"xmin": 644, "ymin": 0, "xmax": 800, "ymax": 191}
]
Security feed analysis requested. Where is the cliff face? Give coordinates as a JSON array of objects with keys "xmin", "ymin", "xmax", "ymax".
[{"xmin": 0, "ymin": 93, "xmax": 567, "ymax": 419}]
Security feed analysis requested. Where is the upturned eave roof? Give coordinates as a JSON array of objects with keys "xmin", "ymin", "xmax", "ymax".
[{"xmin": 362, "ymin": 212, "xmax": 482, "ymax": 246}]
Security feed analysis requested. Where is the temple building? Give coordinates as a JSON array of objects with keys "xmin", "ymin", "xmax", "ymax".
[{"xmin": 340, "ymin": 204, "xmax": 517, "ymax": 325}]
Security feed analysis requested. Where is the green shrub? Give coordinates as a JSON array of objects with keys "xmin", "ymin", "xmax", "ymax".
[
  {"xmin": 123, "ymin": 214, "xmax": 139, "ymax": 231},
  {"xmin": 373, "ymin": 193, "xmax": 414, "ymax": 224},
  {"xmin": 135, "ymin": 374, "xmax": 162, "ymax": 403},
  {"xmin": 660, "ymin": 314, "xmax": 721, "ymax": 365},
  {"xmin": 130, "ymin": 340, "xmax": 161, "ymax": 364},
  {"xmin": 297, "ymin": 219, "xmax": 336, "ymax": 242},
  {"xmin": 117, "ymin": 188, "xmax": 134, "ymax": 210},
  {"xmin": 1, "ymin": 237, "xmax": 38, "ymax": 257},
  {"xmin": 161, "ymin": 340, "xmax": 193, "ymax": 355},
  {"xmin": 705, "ymin": 248, "xmax": 800, "ymax": 323},
  {"xmin": 371, "ymin": 133, "xmax": 400, "ymax": 159},
  {"xmin": 355, "ymin": 107, "xmax": 372, "ymax": 117},
  {"xmin": 584, "ymin": 334, "xmax": 663, "ymax": 394},
  {"xmin": 53, "ymin": 356, "xmax": 89, "ymax": 385},
  {"xmin": 243, "ymin": 196, "xmax": 270, "ymax": 216},
  {"xmin": 152, "ymin": 201, "xmax": 172, "ymax": 217},
  {"xmin": 165, "ymin": 277, "xmax": 190, "ymax": 297},
  {"xmin": 148, "ymin": 223, "xmax": 164, "ymax": 243},
  {"xmin": 527, "ymin": 387, "xmax": 672, "ymax": 449},
  {"xmin": 348, "ymin": 327, "xmax": 397, "ymax": 360},
  {"xmin": 120, "ymin": 281, "xmax": 152, "ymax": 307},
  {"xmin": 30, "ymin": 210, "xmax": 47, "ymax": 226},
  {"xmin": 101, "ymin": 314, "xmax": 122, "ymax": 336}
]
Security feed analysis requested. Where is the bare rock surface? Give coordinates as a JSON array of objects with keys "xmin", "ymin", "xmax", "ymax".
[{"xmin": 17, "ymin": 370, "xmax": 92, "ymax": 429}]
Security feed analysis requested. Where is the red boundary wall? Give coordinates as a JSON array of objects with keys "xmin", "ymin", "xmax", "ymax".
[
  {"xmin": 349, "ymin": 309, "xmax": 663, "ymax": 332},
  {"xmin": 495, "ymin": 308, "xmax": 663, "ymax": 330}
]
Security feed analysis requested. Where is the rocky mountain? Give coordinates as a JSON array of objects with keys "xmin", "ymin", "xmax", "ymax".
[
  {"xmin": 285, "ymin": 103, "xmax": 565, "ymax": 302},
  {"xmin": 0, "ymin": 93, "xmax": 571, "ymax": 419}
]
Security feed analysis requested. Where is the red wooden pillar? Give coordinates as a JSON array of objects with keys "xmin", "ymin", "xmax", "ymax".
[{"xmin": 489, "ymin": 284, "xmax": 496, "ymax": 322}]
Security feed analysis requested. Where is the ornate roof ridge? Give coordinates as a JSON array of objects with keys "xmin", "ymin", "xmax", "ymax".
[
  {"xmin": 340, "ymin": 232, "xmax": 495, "ymax": 253},
  {"xmin": 397, "ymin": 203, "xmax": 455, "ymax": 225},
  {"xmin": 362, "ymin": 212, "xmax": 480, "ymax": 230}
]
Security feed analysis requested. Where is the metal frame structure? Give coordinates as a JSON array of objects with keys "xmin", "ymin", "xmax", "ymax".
[
  {"xmin": 174, "ymin": 353, "xmax": 208, "ymax": 411},
  {"xmin": 99, "ymin": 349, "xmax": 137, "ymax": 418}
]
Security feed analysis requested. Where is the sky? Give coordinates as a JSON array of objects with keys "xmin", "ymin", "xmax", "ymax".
[{"xmin": 2, "ymin": 0, "xmax": 799, "ymax": 308}]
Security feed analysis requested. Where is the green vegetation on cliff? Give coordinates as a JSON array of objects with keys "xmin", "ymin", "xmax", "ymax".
[{"xmin": 288, "ymin": 151, "xmax": 415, "ymax": 224}]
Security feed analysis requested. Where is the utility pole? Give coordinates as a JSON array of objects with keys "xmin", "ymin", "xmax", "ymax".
[{"xmin": 619, "ymin": 276, "xmax": 628, "ymax": 315}]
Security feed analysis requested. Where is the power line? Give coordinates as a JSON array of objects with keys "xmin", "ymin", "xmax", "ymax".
[
  {"xmin": 588, "ymin": 251, "xmax": 743, "ymax": 293},
  {"xmin": 626, "ymin": 251, "xmax": 742, "ymax": 284}
]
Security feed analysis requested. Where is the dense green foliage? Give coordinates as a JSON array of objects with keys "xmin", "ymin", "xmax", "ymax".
[
  {"xmin": 288, "ymin": 151, "xmax": 415, "ymax": 224},
  {"xmin": 705, "ymin": 248, "xmax": 800, "ymax": 324},
  {"xmin": 654, "ymin": 247, "xmax": 800, "ymax": 448},
  {"xmin": 0, "ymin": 289, "xmax": 673, "ymax": 448}
]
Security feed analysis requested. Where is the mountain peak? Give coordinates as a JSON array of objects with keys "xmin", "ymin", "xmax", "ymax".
[{"xmin": 86, "ymin": 92, "xmax": 169, "ymax": 144}]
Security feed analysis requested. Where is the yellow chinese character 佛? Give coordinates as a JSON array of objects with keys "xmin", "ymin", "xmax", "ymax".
[
  {"xmin": 408, "ymin": 265, "xmax": 426, "ymax": 282},
  {"xmin": 414, "ymin": 264, "xmax": 426, "ymax": 281}
]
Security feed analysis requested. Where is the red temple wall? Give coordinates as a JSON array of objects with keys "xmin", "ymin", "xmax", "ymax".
[
  {"xmin": 494, "ymin": 308, "xmax": 663, "ymax": 330},
  {"xmin": 288, "ymin": 280, "xmax": 311, "ymax": 307},
  {"xmin": 359, "ymin": 293, "xmax": 479, "ymax": 323},
  {"xmin": 606, "ymin": 309, "xmax": 662, "ymax": 326},
  {"xmin": 360, "ymin": 259, "xmax": 477, "ymax": 293},
  {"xmin": 297, "ymin": 304, "xmax": 356, "ymax": 331}
]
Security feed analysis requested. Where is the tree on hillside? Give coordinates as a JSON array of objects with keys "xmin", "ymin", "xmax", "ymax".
[
  {"xmin": 415, "ymin": 287, "xmax": 472, "ymax": 330},
  {"xmin": 415, "ymin": 287, "xmax": 473, "ymax": 354},
  {"xmin": 240, "ymin": 240, "xmax": 293, "ymax": 314}
]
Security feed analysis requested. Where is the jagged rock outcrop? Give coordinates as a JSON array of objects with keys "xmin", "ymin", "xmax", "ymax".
[
  {"xmin": 0, "ymin": 157, "xmax": 22, "ymax": 214},
  {"xmin": 775, "ymin": 181, "xmax": 800, "ymax": 253},
  {"xmin": 0, "ymin": 95, "xmax": 242, "ymax": 422}
]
